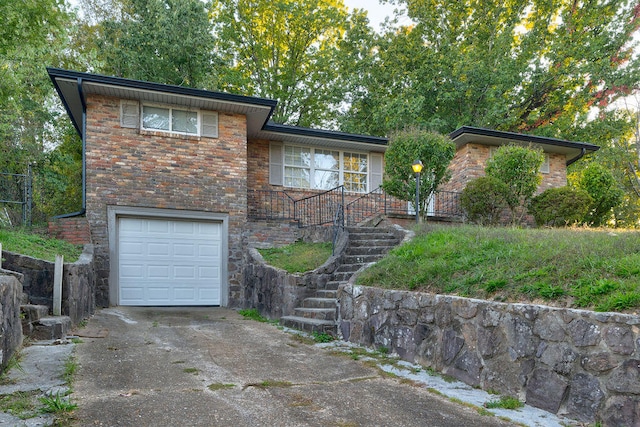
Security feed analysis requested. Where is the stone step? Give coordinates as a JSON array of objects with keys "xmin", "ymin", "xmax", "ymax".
[
  {"xmin": 25, "ymin": 316, "xmax": 72, "ymax": 341},
  {"xmin": 20, "ymin": 304, "xmax": 49, "ymax": 323},
  {"xmin": 280, "ymin": 316, "xmax": 336, "ymax": 335},
  {"xmin": 294, "ymin": 307, "xmax": 336, "ymax": 321},
  {"xmin": 302, "ymin": 297, "xmax": 337, "ymax": 309},
  {"xmin": 316, "ymin": 289, "xmax": 337, "ymax": 299},
  {"xmin": 349, "ymin": 232, "xmax": 398, "ymax": 241},
  {"xmin": 346, "ymin": 227, "xmax": 394, "ymax": 234}
]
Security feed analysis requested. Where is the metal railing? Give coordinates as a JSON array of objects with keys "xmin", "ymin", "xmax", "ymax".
[{"xmin": 248, "ymin": 186, "xmax": 463, "ymax": 228}]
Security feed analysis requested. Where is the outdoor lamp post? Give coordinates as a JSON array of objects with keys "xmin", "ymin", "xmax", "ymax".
[{"xmin": 412, "ymin": 160, "xmax": 423, "ymax": 223}]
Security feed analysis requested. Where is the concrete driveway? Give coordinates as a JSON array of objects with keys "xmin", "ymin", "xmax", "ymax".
[{"xmin": 70, "ymin": 307, "xmax": 514, "ymax": 427}]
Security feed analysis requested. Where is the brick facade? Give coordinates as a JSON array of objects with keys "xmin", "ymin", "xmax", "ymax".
[
  {"xmin": 440, "ymin": 143, "xmax": 568, "ymax": 194},
  {"xmin": 48, "ymin": 217, "xmax": 92, "ymax": 245},
  {"xmin": 85, "ymin": 94, "xmax": 248, "ymax": 307}
]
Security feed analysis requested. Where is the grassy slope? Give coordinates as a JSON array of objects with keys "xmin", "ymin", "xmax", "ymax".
[
  {"xmin": 258, "ymin": 241, "xmax": 333, "ymax": 273},
  {"xmin": 356, "ymin": 224, "xmax": 640, "ymax": 313},
  {"xmin": 0, "ymin": 228, "xmax": 83, "ymax": 263}
]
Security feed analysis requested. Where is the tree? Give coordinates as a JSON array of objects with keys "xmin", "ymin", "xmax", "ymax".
[
  {"xmin": 342, "ymin": 0, "xmax": 640, "ymax": 146},
  {"xmin": 485, "ymin": 145, "xmax": 544, "ymax": 225},
  {"xmin": 382, "ymin": 128, "xmax": 455, "ymax": 219},
  {"xmin": 577, "ymin": 163, "xmax": 624, "ymax": 227},
  {"xmin": 93, "ymin": 0, "xmax": 218, "ymax": 88},
  {"xmin": 211, "ymin": 0, "xmax": 370, "ymax": 127}
]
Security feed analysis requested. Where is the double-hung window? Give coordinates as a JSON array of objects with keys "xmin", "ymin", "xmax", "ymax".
[
  {"xmin": 142, "ymin": 105, "xmax": 198, "ymax": 135},
  {"xmin": 281, "ymin": 145, "xmax": 368, "ymax": 193}
]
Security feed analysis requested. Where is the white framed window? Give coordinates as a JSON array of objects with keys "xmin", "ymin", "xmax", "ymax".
[
  {"xmin": 280, "ymin": 144, "xmax": 369, "ymax": 193},
  {"xmin": 142, "ymin": 105, "xmax": 198, "ymax": 135}
]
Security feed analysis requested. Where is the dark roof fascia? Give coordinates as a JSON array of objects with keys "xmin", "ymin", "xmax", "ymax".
[
  {"xmin": 449, "ymin": 126, "xmax": 600, "ymax": 152},
  {"xmin": 262, "ymin": 122, "xmax": 388, "ymax": 146},
  {"xmin": 47, "ymin": 67, "xmax": 279, "ymax": 111}
]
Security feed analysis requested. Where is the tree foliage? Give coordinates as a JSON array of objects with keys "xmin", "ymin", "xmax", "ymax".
[
  {"xmin": 485, "ymin": 145, "xmax": 544, "ymax": 225},
  {"xmin": 211, "ymin": 0, "xmax": 369, "ymax": 127},
  {"xmin": 342, "ymin": 0, "xmax": 640, "ymax": 146},
  {"xmin": 93, "ymin": 0, "xmax": 218, "ymax": 88},
  {"xmin": 382, "ymin": 128, "xmax": 455, "ymax": 218}
]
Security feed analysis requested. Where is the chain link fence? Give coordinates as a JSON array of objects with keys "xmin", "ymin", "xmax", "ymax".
[{"xmin": 0, "ymin": 167, "xmax": 32, "ymax": 227}]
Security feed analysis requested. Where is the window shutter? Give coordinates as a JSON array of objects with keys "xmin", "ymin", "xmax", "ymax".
[
  {"xmin": 269, "ymin": 142, "xmax": 284, "ymax": 186},
  {"xmin": 201, "ymin": 112, "xmax": 219, "ymax": 138},
  {"xmin": 370, "ymin": 153, "xmax": 383, "ymax": 191},
  {"xmin": 120, "ymin": 101, "xmax": 139, "ymax": 129}
]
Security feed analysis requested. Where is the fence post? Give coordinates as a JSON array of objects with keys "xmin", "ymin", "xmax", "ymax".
[{"xmin": 53, "ymin": 254, "xmax": 63, "ymax": 316}]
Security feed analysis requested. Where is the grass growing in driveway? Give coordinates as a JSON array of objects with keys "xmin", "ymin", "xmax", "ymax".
[
  {"xmin": 0, "ymin": 228, "xmax": 82, "ymax": 262},
  {"xmin": 258, "ymin": 241, "xmax": 332, "ymax": 273},
  {"xmin": 356, "ymin": 224, "xmax": 640, "ymax": 313}
]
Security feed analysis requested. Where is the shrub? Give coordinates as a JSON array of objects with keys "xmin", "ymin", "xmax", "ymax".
[
  {"xmin": 577, "ymin": 163, "xmax": 624, "ymax": 226},
  {"xmin": 485, "ymin": 145, "xmax": 544, "ymax": 225},
  {"xmin": 460, "ymin": 176, "xmax": 509, "ymax": 225},
  {"xmin": 529, "ymin": 186, "xmax": 592, "ymax": 227}
]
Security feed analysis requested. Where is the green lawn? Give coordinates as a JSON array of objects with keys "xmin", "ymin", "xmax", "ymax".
[
  {"xmin": 356, "ymin": 224, "xmax": 640, "ymax": 313},
  {"xmin": 0, "ymin": 228, "xmax": 83, "ymax": 263},
  {"xmin": 258, "ymin": 241, "xmax": 333, "ymax": 273}
]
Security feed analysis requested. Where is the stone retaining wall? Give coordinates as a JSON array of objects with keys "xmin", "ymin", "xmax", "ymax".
[
  {"xmin": 243, "ymin": 227, "xmax": 348, "ymax": 317},
  {"xmin": 1, "ymin": 246, "xmax": 95, "ymax": 325},
  {"xmin": 0, "ymin": 272, "xmax": 23, "ymax": 373},
  {"xmin": 338, "ymin": 284, "xmax": 640, "ymax": 426}
]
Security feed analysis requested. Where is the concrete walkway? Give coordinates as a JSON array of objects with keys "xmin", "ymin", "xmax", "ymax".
[{"xmin": 70, "ymin": 307, "xmax": 516, "ymax": 427}]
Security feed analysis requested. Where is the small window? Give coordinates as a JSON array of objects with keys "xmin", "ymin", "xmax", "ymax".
[
  {"xmin": 142, "ymin": 105, "xmax": 198, "ymax": 135},
  {"xmin": 540, "ymin": 154, "xmax": 550, "ymax": 174}
]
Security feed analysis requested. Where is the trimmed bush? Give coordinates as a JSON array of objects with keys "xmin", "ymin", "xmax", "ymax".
[
  {"xmin": 460, "ymin": 176, "xmax": 509, "ymax": 225},
  {"xmin": 529, "ymin": 186, "xmax": 592, "ymax": 227}
]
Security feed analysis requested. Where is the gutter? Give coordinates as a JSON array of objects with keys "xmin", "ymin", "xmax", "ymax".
[
  {"xmin": 566, "ymin": 147, "xmax": 587, "ymax": 167},
  {"xmin": 53, "ymin": 77, "xmax": 86, "ymax": 219}
]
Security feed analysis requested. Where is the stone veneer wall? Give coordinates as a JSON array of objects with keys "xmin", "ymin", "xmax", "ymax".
[
  {"xmin": 338, "ymin": 284, "xmax": 640, "ymax": 426},
  {"xmin": 84, "ymin": 94, "xmax": 248, "ymax": 307},
  {"xmin": 0, "ymin": 271, "xmax": 23, "ymax": 373},
  {"xmin": 1, "ymin": 246, "xmax": 95, "ymax": 325}
]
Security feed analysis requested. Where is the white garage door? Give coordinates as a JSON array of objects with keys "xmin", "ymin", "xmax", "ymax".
[{"xmin": 117, "ymin": 217, "xmax": 222, "ymax": 306}]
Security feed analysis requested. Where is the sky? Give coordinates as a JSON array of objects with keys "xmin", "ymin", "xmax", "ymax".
[{"xmin": 342, "ymin": 0, "xmax": 412, "ymax": 31}]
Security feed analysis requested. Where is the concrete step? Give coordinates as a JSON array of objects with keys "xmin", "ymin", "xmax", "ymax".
[
  {"xmin": 349, "ymin": 239, "xmax": 399, "ymax": 248},
  {"xmin": 349, "ymin": 233, "xmax": 398, "ymax": 242},
  {"xmin": 323, "ymin": 281, "xmax": 345, "ymax": 291},
  {"xmin": 331, "ymin": 272, "xmax": 354, "ymax": 282},
  {"xmin": 343, "ymin": 254, "xmax": 385, "ymax": 264},
  {"xmin": 26, "ymin": 316, "xmax": 72, "ymax": 341},
  {"xmin": 21, "ymin": 304, "xmax": 49, "ymax": 324},
  {"xmin": 316, "ymin": 289, "xmax": 337, "ymax": 299},
  {"xmin": 335, "ymin": 263, "xmax": 365, "ymax": 273},
  {"xmin": 294, "ymin": 307, "xmax": 336, "ymax": 321},
  {"xmin": 347, "ymin": 246, "xmax": 394, "ymax": 256},
  {"xmin": 302, "ymin": 297, "xmax": 337, "ymax": 309},
  {"xmin": 280, "ymin": 316, "xmax": 337, "ymax": 335}
]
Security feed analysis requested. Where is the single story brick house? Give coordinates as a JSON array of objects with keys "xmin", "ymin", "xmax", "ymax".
[{"xmin": 47, "ymin": 68, "xmax": 598, "ymax": 308}]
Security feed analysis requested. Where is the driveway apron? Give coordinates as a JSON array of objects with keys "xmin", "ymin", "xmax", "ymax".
[{"xmin": 71, "ymin": 307, "xmax": 513, "ymax": 427}]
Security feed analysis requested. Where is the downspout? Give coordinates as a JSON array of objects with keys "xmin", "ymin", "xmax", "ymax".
[
  {"xmin": 53, "ymin": 77, "xmax": 86, "ymax": 219},
  {"xmin": 566, "ymin": 148, "xmax": 587, "ymax": 167}
]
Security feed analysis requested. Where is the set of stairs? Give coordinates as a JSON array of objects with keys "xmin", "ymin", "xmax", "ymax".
[
  {"xmin": 280, "ymin": 227, "xmax": 402, "ymax": 336},
  {"xmin": 21, "ymin": 304, "xmax": 71, "ymax": 341}
]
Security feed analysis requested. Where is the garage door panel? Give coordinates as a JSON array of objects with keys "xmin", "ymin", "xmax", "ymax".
[{"xmin": 118, "ymin": 217, "xmax": 222, "ymax": 306}]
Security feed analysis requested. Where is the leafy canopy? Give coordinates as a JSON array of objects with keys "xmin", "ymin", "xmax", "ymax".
[{"xmin": 382, "ymin": 128, "xmax": 455, "ymax": 217}]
